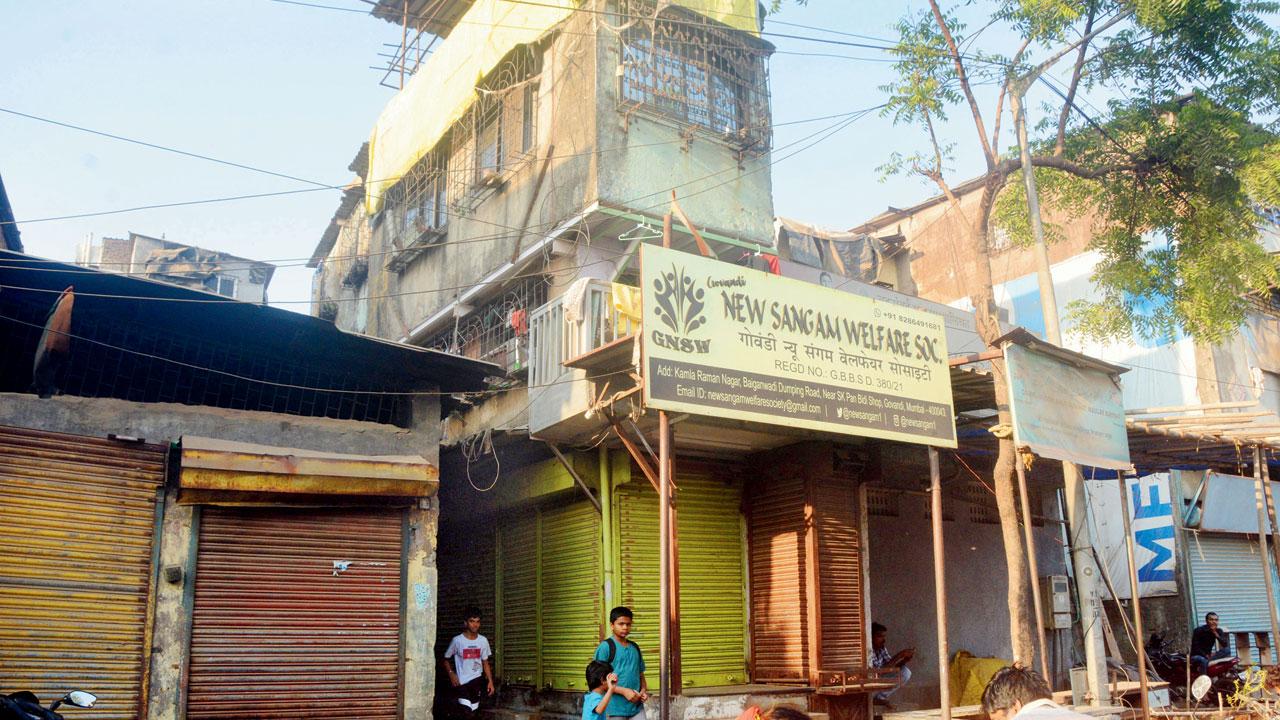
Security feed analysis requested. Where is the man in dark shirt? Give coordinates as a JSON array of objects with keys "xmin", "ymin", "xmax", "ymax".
[{"xmin": 1190, "ymin": 612, "xmax": 1230, "ymax": 674}]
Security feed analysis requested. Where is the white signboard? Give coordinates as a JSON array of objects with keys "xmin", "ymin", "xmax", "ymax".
[
  {"xmin": 1086, "ymin": 473, "xmax": 1178, "ymax": 599},
  {"xmin": 1005, "ymin": 342, "xmax": 1131, "ymax": 470}
]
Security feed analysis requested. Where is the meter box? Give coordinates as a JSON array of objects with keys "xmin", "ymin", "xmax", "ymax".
[{"xmin": 1039, "ymin": 575, "xmax": 1072, "ymax": 629}]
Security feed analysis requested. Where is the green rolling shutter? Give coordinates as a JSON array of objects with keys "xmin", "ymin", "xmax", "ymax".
[
  {"xmin": 616, "ymin": 473, "xmax": 748, "ymax": 688},
  {"xmin": 499, "ymin": 514, "xmax": 538, "ymax": 685},
  {"xmin": 541, "ymin": 501, "xmax": 603, "ymax": 690}
]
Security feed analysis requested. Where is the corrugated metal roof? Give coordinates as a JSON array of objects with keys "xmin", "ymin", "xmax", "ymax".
[
  {"xmin": 0, "ymin": 250, "xmax": 499, "ymax": 416},
  {"xmin": 369, "ymin": 0, "xmax": 474, "ymax": 37}
]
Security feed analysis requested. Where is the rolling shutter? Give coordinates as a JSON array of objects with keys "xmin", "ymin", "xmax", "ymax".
[
  {"xmin": 1187, "ymin": 532, "xmax": 1280, "ymax": 661},
  {"xmin": 0, "ymin": 426, "xmax": 166, "ymax": 720},
  {"xmin": 437, "ymin": 522, "xmax": 496, "ymax": 658},
  {"xmin": 617, "ymin": 474, "xmax": 748, "ymax": 688},
  {"xmin": 499, "ymin": 514, "xmax": 539, "ymax": 685},
  {"xmin": 541, "ymin": 501, "xmax": 603, "ymax": 690},
  {"xmin": 746, "ymin": 474, "xmax": 808, "ymax": 683},
  {"xmin": 816, "ymin": 477, "xmax": 864, "ymax": 670},
  {"xmin": 677, "ymin": 477, "xmax": 748, "ymax": 687},
  {"xmin": 186, "ymin": 507, "xmax": 404, "ymax": 719}
]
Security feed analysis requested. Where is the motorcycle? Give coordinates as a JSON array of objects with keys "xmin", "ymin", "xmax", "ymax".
[
  {"xmin": 0, "ymin": 691, "xmax": 97, "ymax": 720},
  {"xmin": 1147, "ymin": 633, "xmax": 1243, "ymax": 702}
]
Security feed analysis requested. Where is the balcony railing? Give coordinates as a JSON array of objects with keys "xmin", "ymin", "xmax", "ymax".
[{"xmin": 528, "ymin": 279, "xmax": 640, "ymax": 438}]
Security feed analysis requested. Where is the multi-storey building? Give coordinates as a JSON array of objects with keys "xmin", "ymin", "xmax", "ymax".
[{"xmin": 78, "ymin": 231, "xmax": 274, "ymax": 302}]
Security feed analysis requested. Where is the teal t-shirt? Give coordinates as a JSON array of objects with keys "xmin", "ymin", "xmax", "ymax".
[
  {"xmin": 592, "ymin": 639, "xmax": 646, "ymax": 717},
  {"xmin": 583, "ymin": 691, "xmax": 608, "ymax": 720}
]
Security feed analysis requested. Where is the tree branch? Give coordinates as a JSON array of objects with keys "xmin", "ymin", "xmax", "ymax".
[
  {"xmin": 1020, "ymin": 7, "xmax": 1131, "ymax": 89},
  {"xmin": 992, "ymin": 37, "xmax": 1033, "ymax": 157},
  {"xmin": 1055, "ymin": 3, "xmax": 1096, "ymax": 156},
  {"xmin": 927, "ymin": 0, "xmax": 995, "ymax": 167},
  {"xmin": 997, "ymin": 154, "xmax": 1135, "ymax": 179}
]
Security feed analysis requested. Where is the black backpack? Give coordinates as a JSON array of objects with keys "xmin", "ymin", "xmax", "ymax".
[{"xmin": 604, "ymin": 637, "xmax": 642, "ymax": 665}]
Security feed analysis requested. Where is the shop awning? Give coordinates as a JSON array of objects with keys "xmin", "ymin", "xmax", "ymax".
[{"xmin": 180, "ymin": 437, "xmax": 438, "ymax": 498}]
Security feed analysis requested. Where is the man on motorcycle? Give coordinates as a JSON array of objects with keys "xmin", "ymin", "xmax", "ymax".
[{"xmin": 1190, "ymin": 612, "xmax": 1231, "ymax": 675}]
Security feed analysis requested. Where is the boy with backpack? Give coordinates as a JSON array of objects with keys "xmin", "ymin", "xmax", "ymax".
[{"xmin": 592, "ymin": 606, "xmax": 649, "ymax": 720}]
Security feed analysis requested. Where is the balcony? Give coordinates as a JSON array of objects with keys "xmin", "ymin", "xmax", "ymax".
[{"xmin": 528, "ymin": 279, "xmax": 640, "ymax": 441}]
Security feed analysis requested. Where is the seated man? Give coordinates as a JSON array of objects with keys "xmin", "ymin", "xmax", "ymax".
[
  {"xmin": 869, "ymin": 622, "xmax": 914, "ymax": 708},
  {"xmin": 981, "ymin": 664, "xmax": 1090, "ymax": 720},
  {"xmin": 1190, "ymin": 612, "xmax": 1231, "ymax": 675}
]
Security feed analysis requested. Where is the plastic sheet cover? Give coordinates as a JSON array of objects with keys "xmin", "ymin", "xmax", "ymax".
[{"xmin": 366, "ymin": 0, "xmax": 759, "ymax": 213}]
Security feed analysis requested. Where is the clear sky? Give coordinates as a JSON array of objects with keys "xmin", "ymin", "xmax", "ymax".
[{"xmin": 2, "ymin": 1, "xmax": 1021, "ymax": 311}]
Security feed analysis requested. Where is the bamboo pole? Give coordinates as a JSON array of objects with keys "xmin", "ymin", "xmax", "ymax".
[
  {"xmin": 1015, "ymin": 457, "xmax": 1051, "ymax": 682},
  {"xmin": 1252, "ymin": 446, "xmax": 1280, "ymax": 650},
  {"xmin": 1117, "ymin": 471, "xmax": 1152, "ymax": 720},
  {"xmin": 930, "ymin": 447, "xmax": 952, "ymax": 720}
]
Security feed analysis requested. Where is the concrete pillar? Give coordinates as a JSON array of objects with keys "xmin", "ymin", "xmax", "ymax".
[
  {"xmin": 404, "ymin": 498, "xmax": 441, "ymax": 719},
  {"xmin": 146, "ymin": 489, "xmax": 198, "ymax": 720}
]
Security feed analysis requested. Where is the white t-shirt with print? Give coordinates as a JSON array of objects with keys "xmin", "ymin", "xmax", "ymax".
[{"xmin": 445, "ymin": 633, "xmax": 492, "ymax": 685}]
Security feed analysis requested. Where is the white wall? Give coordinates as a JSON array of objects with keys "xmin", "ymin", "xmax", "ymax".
[{"xmin": 867, "ymin": 491, "xmax": 1069, "ymax": 708}]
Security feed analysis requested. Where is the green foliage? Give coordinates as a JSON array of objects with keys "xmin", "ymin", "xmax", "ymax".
[{"xmin": 882, "ymin": 0, "xmax": 1280, "ymax": 344}]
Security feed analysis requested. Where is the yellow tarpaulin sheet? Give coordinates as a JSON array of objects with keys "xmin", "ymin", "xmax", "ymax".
[
  {"xmin": 948, "ymin": 651, "xmax": 1011, "ymax": 707},
  {"xmin": 366, "ymin": 0, "xmax": 759, "ymax": 213}
]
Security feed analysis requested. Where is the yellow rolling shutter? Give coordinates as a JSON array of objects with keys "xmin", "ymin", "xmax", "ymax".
[
  {"xmin": 0, "ymin": 426, "xmax": 166, "ymax": 719},
  {"xmin": 617, "ymin": 473, "xmax": 747, "ymax": 688},
  {"xmin": 499, "ymin": 514, "xmax": 538, "ymax": 685},
  {"xmin": 540, "ymin": 501, "xmax": 603, "ymax": 690}
]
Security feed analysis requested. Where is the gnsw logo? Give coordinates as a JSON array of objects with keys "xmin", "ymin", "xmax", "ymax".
[{"xmin": 651, "ymin": 264, "xmax": 710, "ymax": 354}]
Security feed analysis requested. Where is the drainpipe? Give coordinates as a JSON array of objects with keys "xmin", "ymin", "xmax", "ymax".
[{"xmin": 600, "ymin": 447, "xmax": 616, "ymax": 619}]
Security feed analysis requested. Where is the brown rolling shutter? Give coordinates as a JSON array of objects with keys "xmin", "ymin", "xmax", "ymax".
[
  {"xmin": 186, "ymin": 507, "xmax": 404, "ymax": 719},
  {"xmin": 746, "ymin": 473, "xmax": 808, "ymax": 683},
  {"xmin": 816, "ymin": 476, "xmax": 864, "ymax": 671},
  {"xmin": 0, "ymin": 425, "xmax": 165, "ymax": 720}
]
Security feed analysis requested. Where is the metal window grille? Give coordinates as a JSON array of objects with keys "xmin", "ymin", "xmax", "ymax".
[
  {"xmin": 617, "ymin": 1, "xmax": 771, "ymax": 152},
  {"xmin": 423, "ymin": 276, "xmax": 547, "ymax": 362},
  {"xmin": 866, "ymin": 488, "xmax": 899, "ymax": 517}
]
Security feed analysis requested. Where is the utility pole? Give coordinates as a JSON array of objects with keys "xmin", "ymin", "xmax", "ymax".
[{"xmin": 1012, "ymin": 89, "xmax": 1110, "ymax": 705}]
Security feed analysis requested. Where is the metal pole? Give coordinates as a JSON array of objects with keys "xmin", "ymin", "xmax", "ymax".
[
  {"xmin": 930, "ymin": 447, "xmax": 951, "ymax": 720},
  {"xmin": 1064, "ymin": 463, "xmax": 1110, "ymax": 704},
  {"xmin": 1252, "ymin": 447, "xmax": 1280, "ymax": 649},
  {"xmin": 1262, "ymin": 452, "xmax": 1280, "ymax": 640},
  {"xmin": 1015, "ymin": 92, "xmax": 1108, "ymax": 704},
  {"xmin": 1015, "ymin": 457, "xmax": 1051, "ymax": 683},
  {"xmin": 658, "ymin": 411, "xmax": 671, "ymax": 720},
  {"xmin": 600, "ymin": 447, "xmax": 615, "ymax": 614},
  {"xmin": 1117, "ymin": 471, "xmax": 1152, "ymax": 720}
]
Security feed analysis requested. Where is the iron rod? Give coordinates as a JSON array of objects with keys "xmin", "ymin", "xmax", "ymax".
[
  {"xmin": 1253, "ymin": 447, "xmax": 1280, "ymax": 650},
  {"xmin": 1117, "ymin": 471, "xmax": 1152, "ymax": 720},
  {"xmin": 658, "ymin": 410, "xmax": 671, "ymax": 720}
]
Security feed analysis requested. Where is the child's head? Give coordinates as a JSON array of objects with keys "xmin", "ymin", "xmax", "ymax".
[
  {"xmin": 608, "ymin": 606, "xmax": 633, "ymax": 638},
  {"xmin": 463, "ymin": 606, "xmax": 482, "ymax": 634},
  {"xmin": 586, "ymin": 660, "xmax": 614, "ymax": 691}
]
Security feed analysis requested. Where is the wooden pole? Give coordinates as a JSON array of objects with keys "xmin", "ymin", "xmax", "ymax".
[
  {"xmin": 930, "ymin": 447, "xmax": 951, "ymax": 720},
  {"xmin": 1015, "ymin": 457, "xmax": 1051, "ymax": 683},
  {"xmin": 1117, "ymin": 471, "xmax": 1152, "ymax": 720},
  {"xmin": 1252, "ymin": 446, "xmax": 1280, "ymax": 649},
  {"xmin": 658, "ymin": 411, "xmax": 671, "ymax": 720},
  {"xmin": 1262, "ymin": 452, "xmax": 1280, "ymax": 651}
]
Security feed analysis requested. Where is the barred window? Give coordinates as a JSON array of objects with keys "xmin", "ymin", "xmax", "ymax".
[{"xmin": 619, "ymin": 5, "xmax": 770, "ymax": 151}]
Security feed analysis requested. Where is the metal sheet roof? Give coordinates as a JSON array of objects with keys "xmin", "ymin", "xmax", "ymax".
[{"xmin": 0, "ymin": 250, "xmax": 499, "ymax": 417}]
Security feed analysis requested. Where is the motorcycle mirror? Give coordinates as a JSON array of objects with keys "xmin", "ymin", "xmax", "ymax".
[
  {"xmin": 65, "ymin": 691, "xmax": 97, "ymax": 708},
  {"xmin": 1191, "ymin": 675, "xmax": 1211, "ymax": 701}
]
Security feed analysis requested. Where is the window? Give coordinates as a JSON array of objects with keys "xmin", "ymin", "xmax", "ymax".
[
  {"xmin": 207, "ymin": 275, "xmax": 236, "ymax": 298},
  {"xmin": 619, "ymin": 4, "xmax": 770, "ymax": 150}
]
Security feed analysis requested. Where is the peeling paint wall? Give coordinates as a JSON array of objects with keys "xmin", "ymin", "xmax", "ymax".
[
  {"xmin": 145, "ymin": 489, "xmax": 197, "ymax": 720},
  {"xmin": 405, "ymin": 501, "xmax": 441, "ymax": 719}
]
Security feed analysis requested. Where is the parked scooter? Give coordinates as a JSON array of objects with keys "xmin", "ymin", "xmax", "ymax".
[
  {"xmin": 1147, "ymin": 633, "xmax": 1243, "ymax": 702},
  {"xmin": 0, "ymin": 691, "xmax": 97, "ymax": 720}
]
